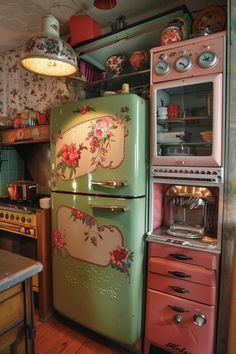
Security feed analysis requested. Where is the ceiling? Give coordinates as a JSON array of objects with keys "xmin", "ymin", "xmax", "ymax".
[{"xmin": 0, "ymin": 0, "xmax": 222, "ymax": 54}]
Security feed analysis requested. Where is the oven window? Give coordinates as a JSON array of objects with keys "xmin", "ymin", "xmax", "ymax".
[{"xmin": 156, "ymin": 82, "xmax": 213, "ymax": 157}]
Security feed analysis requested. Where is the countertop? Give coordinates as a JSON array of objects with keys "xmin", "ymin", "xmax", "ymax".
[{"xmin": 0, "ymin": 249, "xmax": 43, "ymax": 292}]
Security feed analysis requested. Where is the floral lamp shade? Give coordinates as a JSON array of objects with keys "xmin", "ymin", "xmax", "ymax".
[{"xmin": 20, "ymin": 15, "xmax": 78, "ymax": 77}]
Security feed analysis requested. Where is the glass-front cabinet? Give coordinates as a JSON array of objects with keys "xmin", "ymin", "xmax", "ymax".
[{"xmin": 150, "ymin": 74, "xmax": 223, "ymax": 166}]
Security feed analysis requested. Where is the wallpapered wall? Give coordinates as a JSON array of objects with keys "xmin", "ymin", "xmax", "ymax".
[{"xmin": 0, "ymin": 48, "xmax": 72, "ymax": 118}]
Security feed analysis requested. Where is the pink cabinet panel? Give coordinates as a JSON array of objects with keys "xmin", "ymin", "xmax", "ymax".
[
  {"xmin": 148, "ymin": 257, "xmax": 216, "ymax": 286},
  {"xmin": 145, "ymin": 289, "xmax": 216, "ymax": 354},
  {"xmin": 149, "ymin": 242, "xmax": 219, "ymax": 270},
  {"xmin": 148, "ymin": 272, "xmax": 216, "ymax": 305}
]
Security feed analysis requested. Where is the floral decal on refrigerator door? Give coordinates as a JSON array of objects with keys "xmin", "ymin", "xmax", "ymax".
[
  {"xmin": 53, "ymin": 205, "xmax": 133, "ymax": 282},
  {"xmin": 54, "ymin": 106, "xmax": 130, "ymax": 180}
]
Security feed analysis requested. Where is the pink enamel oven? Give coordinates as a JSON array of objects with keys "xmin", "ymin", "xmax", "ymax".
[{"xmin": 150, "ymin": 31, "xmax": 226, "ymax": 167}]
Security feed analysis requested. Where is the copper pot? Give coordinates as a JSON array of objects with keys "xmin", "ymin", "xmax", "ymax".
[{"xmin": 7, "ymin": 181, "xmax": 38, "ymax": 201}]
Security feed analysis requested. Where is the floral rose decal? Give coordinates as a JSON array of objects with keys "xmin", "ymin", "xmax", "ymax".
[
  {"xmin": 53, "ymin": 229, "xmax": 66, "ymax": 252},
  {"xmin": 73, "ymin": 105, "xmax": 96, "ymax": 115},
  {"xmin": 56, "ymin": 143, "xmax": 87, "ymax": 179},
  {"xmin": 110, "ymin": 246, "xmax": 134, "ymax": 282},
  {"xmin": 86, "ymin": 118, "xmax": 117, "ymax": 165},
  {"xmin": 70, "ymin": 208, "xmax": 102, "ymax": 246}
]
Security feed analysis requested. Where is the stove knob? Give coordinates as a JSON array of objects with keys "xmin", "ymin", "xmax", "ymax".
[
  {"xmin": 16, "ymin": 215, "xmax": 20, "ymax": 221},
  {"xmin": 10, "ymin": 214, "xmax": 14, "ymax": 220},
  {"xmin": 174, "ymin": 315, "xmax": 182, "ymax": 324},
  {"xmin": 5, "ymin": 214, "xmax": 9, "ymax": 219},
  {"xmin": 29, "ymin": 229, "xmax": 35, "ymax": 236},
  {"xmin": 21, "ymin": 217, "xmax": 25, "ymax": 222},
  {"xmin": 27, "ymin": 218, "xmax": 31, "ymax": 223},
  {"xmin": 194, "ymin": 313, "xmax": 207, "ymax": 326},
  {"xmin": 0, "ymin": 213, "xmax": 3, "ymax": 218}
]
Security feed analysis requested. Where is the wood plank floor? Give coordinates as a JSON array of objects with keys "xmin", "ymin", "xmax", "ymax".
[{"xmin": 35, "ymin": 312, "xmax": 136, "ymax": 354}]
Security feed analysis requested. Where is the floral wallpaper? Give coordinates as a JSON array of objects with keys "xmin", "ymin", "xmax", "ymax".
[{"xmin": 0, "ymin": 48, "xmax": 72, "ymax": 119}]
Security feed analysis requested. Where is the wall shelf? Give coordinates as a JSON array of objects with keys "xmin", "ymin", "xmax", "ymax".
[{"xmin": 0, "ymin": 125, "xmax": 50, "ymax": 145}]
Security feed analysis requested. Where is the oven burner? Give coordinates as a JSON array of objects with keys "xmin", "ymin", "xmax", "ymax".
[{"xmin": 167, "ymin": 224, "xmax": 203, "ymax": 239}]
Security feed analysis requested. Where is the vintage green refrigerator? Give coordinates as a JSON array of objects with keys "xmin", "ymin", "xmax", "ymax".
[{"xmin": 50, "ymin": 93, "xmax": 148, "ymax": 349}]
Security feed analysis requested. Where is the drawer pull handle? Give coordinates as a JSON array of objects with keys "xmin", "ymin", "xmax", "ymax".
[
  {"xmin": 168, "ymin": 271, "xmax": 191, "ymax": 278},
  {"xmin": 169, "ymin": 286, "xmax": 190, "ymax": 294},
  {"xmin": 168, "ymin": 305, "xmax": 189, "ymax": 313},
  {"xmin": 169, "ymin": 253, "xmax": 193, "ymax": 261}
]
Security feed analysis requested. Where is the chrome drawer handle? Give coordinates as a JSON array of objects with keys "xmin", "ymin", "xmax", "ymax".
[
  {"xmin": 168, "ymin": 271, "xmax": 191, "ymax": 278},
  {"xmin": 169, "ymin": 286, "xmax": 190, "ymax": 294},
  {"xmin": 169, "ymin": 253, "xmax": 193, "ymax": 261},
  {"xmin": 168, "ymin": 305, "xmax": 189, "ymax": 313},
  {"xmin": 90, "ymin": 205, "xmax": 128, "ymax": 213},
  {"xmin": 91, "ymin": 180, "xmax": 128, "ymax": 188}
]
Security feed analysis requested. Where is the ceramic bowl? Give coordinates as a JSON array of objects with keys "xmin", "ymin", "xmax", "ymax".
[{"xmin": 106, "ymin": 54, "xmax": 127, "ymax": 76}]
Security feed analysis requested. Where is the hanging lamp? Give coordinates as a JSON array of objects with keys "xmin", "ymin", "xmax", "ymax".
[
  {"xmin": 94, "ymin": 0, "xmax": 117, "ymax": 10},
  {"xmin": 20, "ymin": 15, "xmax": 77, "ymax": 77}
]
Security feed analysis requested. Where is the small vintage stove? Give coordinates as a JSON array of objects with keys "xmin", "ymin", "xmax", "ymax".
[{"xmin": 0, "ymin": 197, "xmax": 52, "ymax": 321}]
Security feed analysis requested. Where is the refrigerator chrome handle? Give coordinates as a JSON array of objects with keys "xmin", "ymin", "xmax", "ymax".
[
  {"xmin": 91, "ymin": 180, "xmax": 128, "ymax": 188},
  {"xmin": 90, "ymin": 205, "xmax": 128, "ymax": 213}
]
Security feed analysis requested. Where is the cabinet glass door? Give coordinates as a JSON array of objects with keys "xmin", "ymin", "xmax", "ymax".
[{"xmin": 150, "ymin": 74, "xmax": 223, "ymax": 167}]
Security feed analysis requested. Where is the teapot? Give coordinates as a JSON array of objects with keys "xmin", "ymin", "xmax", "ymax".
[{"xmin": 129, "ymin": 50, "xmax": 148, "ymax": 71}]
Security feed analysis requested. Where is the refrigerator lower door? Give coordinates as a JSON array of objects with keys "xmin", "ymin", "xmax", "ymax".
[{"xmin": 51, "ymin": 192, "xmax": 146, "ymax": 348}]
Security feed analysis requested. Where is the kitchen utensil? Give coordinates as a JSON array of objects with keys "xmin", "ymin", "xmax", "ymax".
[
  {"xmin": 39, "ymin": 197, "xmax": 51, "ymax": 209},
  {"xmin": 7, "ymin": 181, "xmax": 38, "ymax": 201},
  {"xmin": 167, "ymin": 104, "xmax": 180, "ymax": 119},
  {"xmin": 200, "ymin": 130, "xmax": 213, "ymax": 143}
]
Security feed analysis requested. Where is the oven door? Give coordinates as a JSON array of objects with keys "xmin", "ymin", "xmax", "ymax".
[
  {"xmin": 150, "ymin": 74, "xmax": 223, "ymax": 167},
  {"xmin": 147, "ymin": 172, "xmax": 223, "ymax": 253},
  {"xmin": 0, "ymin": 230, "xmax": 38, "ymax": 291}
]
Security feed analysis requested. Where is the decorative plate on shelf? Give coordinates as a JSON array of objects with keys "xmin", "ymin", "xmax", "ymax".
[{"xmin": 192, "ymin": 5, "xmax": 226, "ymax": 37}]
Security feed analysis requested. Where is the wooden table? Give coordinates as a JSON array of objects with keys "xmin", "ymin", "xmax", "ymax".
[{"xmin": 0, "ymin": 249, "xmax": 42, "ymax": 354}]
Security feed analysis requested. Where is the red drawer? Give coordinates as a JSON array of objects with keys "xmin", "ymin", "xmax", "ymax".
[
  {"xmin": 145, "ymin": 289, "xmax": 216, "ymax": 354},
  {"xmin": 149, "ymin": 242, "xmax": 219, "ymax": 270},
  {"xmin": 149, "ymin": 257, "xmax": 216, "ymax": 286},
  {"xmin": 148, "ymin": 272, "xmax": 217, "ymax": 305}
]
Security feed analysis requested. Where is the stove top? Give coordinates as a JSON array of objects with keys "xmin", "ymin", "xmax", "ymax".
[{"xmin": 0, "ymin": 197, "xmax": 40, "ymax": 212}]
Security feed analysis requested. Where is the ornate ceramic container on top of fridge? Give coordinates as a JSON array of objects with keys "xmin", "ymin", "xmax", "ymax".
[{"xmin": 150, "ymin": 31, "xmax": 226, "ymax": 167}]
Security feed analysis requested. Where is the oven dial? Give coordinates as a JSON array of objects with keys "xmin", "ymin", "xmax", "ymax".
[
  {"xmin": 155, "ymin": 60, "xmax": 170, "ymax": 75},
  {"xmin": 5, "ymin": 214, "xmax": 9, "ymax": 219},
  {"xmin": 16, "ymin": 215, "xmax": 19, "ymax": 221},
  {"xmin": 27, "ymin": 218, "xmax": 31, "ymax": 223},
  {"xmin": 198, "ymin": 51, "xmax": 218, "ymax": 68},
  {"xmin": 194, "ymin": 313, "xmax": 207, "ymax": 326},
  {"xmin": 0, "ymin": 213, "xmax": 3, "ymax": 218},
  {"xmin": 174, "ymin": 314, "xmax": 183, "ymax": 324},
  {"xmin": 10, "ymin": 214, "xmax": 14, "ymax": 220},
  {"xmin": 21, "ymin": 217, "xmax": 25, "ymax": 222},
  {"xmin": 175, "ymin": 55, "xmax": 192, "ymax": 72}
]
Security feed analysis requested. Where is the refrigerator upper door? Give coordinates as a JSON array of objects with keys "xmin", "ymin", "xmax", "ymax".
[
  {"xmin": 51, "ymin": 191, "xmax": 146, "ymax": 347},
  {"xmin": 50, "ymin": 94, "xmax": 148, "ymax": 196}
]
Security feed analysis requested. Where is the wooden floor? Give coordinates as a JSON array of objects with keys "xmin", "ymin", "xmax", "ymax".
[{"xmin": 35, "ymin": 311, "xmax": 136, "ymax": 354}]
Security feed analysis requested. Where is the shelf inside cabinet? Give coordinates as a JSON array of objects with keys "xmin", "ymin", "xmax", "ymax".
[
  {"xmin": 0, "ymin": 125, "xmax": 50, "ymax": 145},
  {"xmin": 85, "ymin": 69, "xmax": 150, "ymax": 93},
  {"xmin": 157, "ymin": 116, "xmax": 212, "ymax": 124}
]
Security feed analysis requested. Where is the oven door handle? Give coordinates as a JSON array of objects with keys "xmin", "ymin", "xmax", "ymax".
[
  {"xmin": 169, "ymin": 253, "xmax": 193, "ymax": 261},
  {"xmin": 168, "ymin": 271, "xmax": 192, "ymax": 278}
]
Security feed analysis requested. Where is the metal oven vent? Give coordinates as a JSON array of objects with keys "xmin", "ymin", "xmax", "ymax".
[{"xmin": 151, "ymin": 166, "xmax": 223, "ymax": 183}]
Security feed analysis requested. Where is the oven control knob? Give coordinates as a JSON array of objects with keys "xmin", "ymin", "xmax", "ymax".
[
  {"xmin": 5, "ymin": 214, "xmax": 9, "ymax": 219},
  {"xmin": 16, "ymin": 215, "xmax": 20, "ymax": 221},
  {"xmin": 174, "ymin": 315, "xmax": 182, "ymax": 324},
  {"xmin": 27, "ymin": 218, "xmax": 31, "ymax": 223},
  {"xmin": 0, "ymin": 213, "xmax": 3, "ymax": 218},
  {"xmin": 194, "ymin": 313, "xmax": 207, "ymax": 326},
  {"xmin": 10, "ymin": 214, "xmax": 14, "ymax": 220},
  {"xmin": 21, "ymin": 217, "xmax": 25, "ymax": 222}
]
